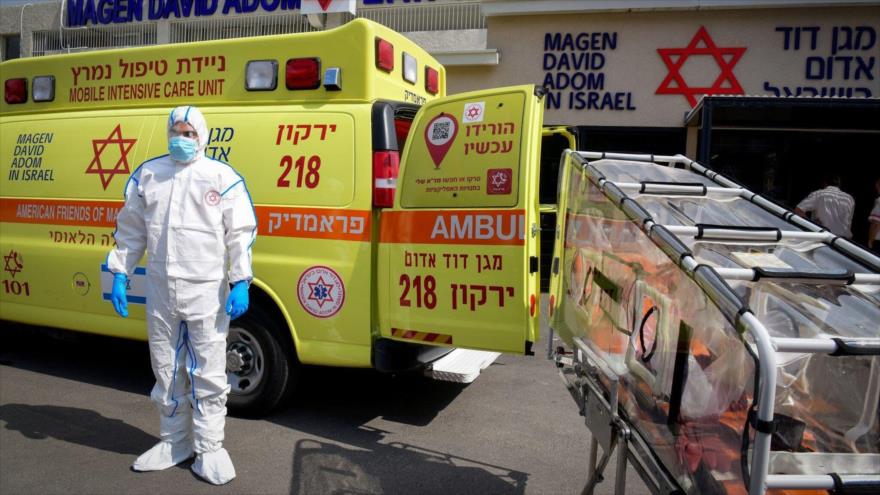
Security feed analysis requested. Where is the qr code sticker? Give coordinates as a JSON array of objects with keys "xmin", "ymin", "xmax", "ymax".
[{"xmin": 432, "ymin": 121, "xmax": 450, "ymax": 140}]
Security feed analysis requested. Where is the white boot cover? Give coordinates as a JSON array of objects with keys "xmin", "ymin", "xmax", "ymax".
[
  {"xmin": 132, "ymin": 408, "xmax": 193, "ymax": 471},
  {"xmin": 192, "ymin": 448, "xmax": 236, "ymax": 485},
  {"xmin": 132, "ymin": 439, "xmax": 194, "ymax": 472}
]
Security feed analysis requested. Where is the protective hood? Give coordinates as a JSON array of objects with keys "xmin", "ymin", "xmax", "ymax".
[{"xmin": 167, "ymin": 106, "xmax": 209, "ymax": 161}]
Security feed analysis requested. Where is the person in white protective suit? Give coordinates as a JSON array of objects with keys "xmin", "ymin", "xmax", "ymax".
[{"xmin": 106, "ymin": 106, "xmax": 257, "ymax": 485}]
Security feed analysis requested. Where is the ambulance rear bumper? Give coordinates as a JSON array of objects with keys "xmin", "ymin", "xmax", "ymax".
[
  {"xmin": 372, "ymin": 338, "xmax": 499, "ymax": 383},
  {"xmin": 372, "ymin": 337, "xmax": 452, "ymax": 374}
]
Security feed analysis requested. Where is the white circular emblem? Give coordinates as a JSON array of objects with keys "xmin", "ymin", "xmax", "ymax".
[
  {"xmin": 205, "ymin": 190, "xmax": 221, "ymax": 206},
  {"xmin": 297, "ymin": 266, "xmax": 345, "ymax": 318}
]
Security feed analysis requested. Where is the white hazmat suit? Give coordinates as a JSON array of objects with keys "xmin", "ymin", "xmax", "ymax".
[{"xmin": 107, "ymin": 106, "xmax": 257, "ymax": 485}]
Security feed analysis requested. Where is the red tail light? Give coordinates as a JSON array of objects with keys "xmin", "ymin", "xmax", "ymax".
[
  {"xmin": 373, "ymin": 150, "xmax": 400, "ymax": 208},
  {"xmin": 394, "ymin": 118, "xmax": 412, "ymax": 150},
  {"xmin": 425, "ymin": 66, "xmax": 439, "ymax": 95},
  {"xmin": 4, "ymin": 78, "xmax": 27, "ymax": 104},
  {"xmin": 530, "ymin": 294, "xmax": 537, "ymax": 316},
  {"xmin": 286, "ymin": 58, "xmax": 320, "ymax": 90},
  {"xmin": 375, "ymin": 37, "xmax": 394, "ymax": 72}
]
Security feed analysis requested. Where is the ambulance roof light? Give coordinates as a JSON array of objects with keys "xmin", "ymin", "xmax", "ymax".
[
  {"xmin": 402, "ymin": 52, "xmax": 417, "ymax": 85},
  {"xmin": 323, "ymin": 67, "xmax": 342, "ymax": 91},
  {"xmin": 246, "ymin": 60, "xmax": 278, "ymax": 91},
  {"xmin": 425, "ymin": 66, "xmax": 439, "ymax": 95},
  {"xmin": 4, "ymin": 78, "xmax": 27, "ymax": 104},
  {"xmin": 286, "ymin": 58, "xmax": 321, "ymax": 90},
  {"xmin": 375, "ymin": 37, "xmax": 394, "ymax": 72},
  {"xmin": 32, "ymin": 76, "xmax": 55, "ymax": 102}
]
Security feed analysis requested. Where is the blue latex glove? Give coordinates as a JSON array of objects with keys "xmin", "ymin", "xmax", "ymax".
[
  {"xmin": 226, "ymin": 280, "xmax": 249, "ymax": 319},
  {"xmin": 111, "ymin": 272, "xmax": 128, "ymax": 318}
]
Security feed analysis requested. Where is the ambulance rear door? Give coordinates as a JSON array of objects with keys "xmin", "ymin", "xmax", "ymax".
[{"xmin": 378, "ymin": 85, "xmax": 544, "ymax": 355}]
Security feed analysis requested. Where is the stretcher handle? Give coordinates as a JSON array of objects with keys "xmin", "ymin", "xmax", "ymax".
[
  {"xmin": 638, "ymin": 181, "xmax": 708, "ymax": 196},
  {"xmin": 694, "ymin": 223, "xmax": 782, "ymax": 242},
  {"xmin": 637, "ymin": 306, "xmax": 659, "ymax": 363},
  {"xmin": 830, "ymin": 473, "xmax": 880, "ymax": 494},
  {"xmin": 765, "ymin": 474, "xmax": 880, "ymax": 492},
  {"xmin": 752, "ymin": 267, "xmax": 854, "ymax": 285},
  {"xmin": 830, "ymin": 338, "xmax": 880, "ymax": 357}
]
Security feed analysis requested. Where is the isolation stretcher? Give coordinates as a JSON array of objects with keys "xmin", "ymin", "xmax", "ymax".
[{"xmin": 548, "ymin": 151, "xmax": 880, "ymax": 494}]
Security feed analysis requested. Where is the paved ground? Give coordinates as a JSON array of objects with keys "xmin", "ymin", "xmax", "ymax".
[{"xmin": 0, "ymin": 309, "xmax": 650, "ymax": 495}]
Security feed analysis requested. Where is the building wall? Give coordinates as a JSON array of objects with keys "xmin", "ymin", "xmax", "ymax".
[
  {"xmin": 4, "ymin": 1, "xmax": 878, "ymax": 130},
  {"xmin": 446, "ymin": 6, "xmax": 880, "ymax": 127},
  {"xmin": 0, "ymin": 0, "xmax": 484, "ymax": 58},
  {"xmin": 1, "ymin": 3, "xmax": 60, "ymax": 58}
]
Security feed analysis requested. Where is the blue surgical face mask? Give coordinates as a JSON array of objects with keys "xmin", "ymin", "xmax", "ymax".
[{"xmin": 168, "ymin": 136, "xmax": 199, "ymax": 162}]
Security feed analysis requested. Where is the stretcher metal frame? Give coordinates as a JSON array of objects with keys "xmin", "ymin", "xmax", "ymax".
[{"xmin": 548, "ymin": 150, "xmax": 880, "ymax": 495}]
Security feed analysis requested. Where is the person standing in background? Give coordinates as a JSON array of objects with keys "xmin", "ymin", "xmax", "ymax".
[{"xmin": 795, "ymin": 175, "xmax": 855, "ymax": 239}]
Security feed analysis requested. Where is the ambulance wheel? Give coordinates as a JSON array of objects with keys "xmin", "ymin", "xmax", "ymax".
[{"xmin": 226, "ymin": 307, "xmax": 297, "ymax": 417}]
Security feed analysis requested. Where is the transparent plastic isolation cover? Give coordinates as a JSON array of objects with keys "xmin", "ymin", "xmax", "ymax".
[{"xmin": 552, "ymin": 158, "xmax": 879, "ymax": 495}]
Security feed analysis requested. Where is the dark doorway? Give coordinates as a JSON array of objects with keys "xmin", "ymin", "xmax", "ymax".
[
  {"xmin": 689, "ymin": 97, "xmax": 880, "ymax": 246},
  {"xmin": 577, "ymin": 126, "xmax": 686, "ymax": 156}
]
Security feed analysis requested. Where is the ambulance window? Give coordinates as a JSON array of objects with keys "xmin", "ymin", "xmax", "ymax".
[
  {"xmin": 394, "ymin": 118, "xmax": 412, "ymax": 149},
  {"xmin": 393, "ymin": 105, "xmax": 417, "ymax": 150},
  {"xmin": 400, "ymin": 93, "xmax": 525, "ymax": 208},
  {"xmin": 373, "ymin": 102, "xmax": 417, "ymax": 152}
]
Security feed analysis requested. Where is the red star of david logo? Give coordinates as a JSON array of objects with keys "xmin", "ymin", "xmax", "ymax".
[
  {"xmin": 655, "ymin": 26, "xmax": 746, "ymax": 107},
  {"xmin": 86, "ymin": 124, "xmax": 137, "ymax": 190},
  {"xmin": 3, "ymin": 250, "xmax": 23, "ymax": 278},
  {"xmin": 490, "ymin": 171, "xmax": 508, "ymax": 188},
  {"xmin": 307, "ymin": 276, "xmax": 335, "ymax": 308},
  {"xmin": 466, "ymin": 105, "xmax": 482, "ymax": 119}
]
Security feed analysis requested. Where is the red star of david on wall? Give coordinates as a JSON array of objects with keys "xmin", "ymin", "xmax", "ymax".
[
  {"xmin": 86, "ymin": 124, "xmax": 137, "ymax": 190},
  {"xmin": 307, "ymin": 276, "xmax": 335, "ymax": 308},
  {"xmin": 655, "ymin": 26, "xmax": 747, "ymax": 107}
]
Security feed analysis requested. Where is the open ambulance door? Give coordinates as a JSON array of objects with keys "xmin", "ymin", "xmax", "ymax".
[{"xmin": 378, "ymin": 85, "xmax": 544, "ymax": 355}]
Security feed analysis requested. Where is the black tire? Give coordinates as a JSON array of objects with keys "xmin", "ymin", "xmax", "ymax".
[{"xmin": 225, "ymin": 306, "xmax": 298, "ymax": 417}]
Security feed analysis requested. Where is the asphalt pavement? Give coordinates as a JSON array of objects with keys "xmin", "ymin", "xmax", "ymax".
[{"xmin": 0, "ymin": 308, "xmax": 650, "ymax": 495}]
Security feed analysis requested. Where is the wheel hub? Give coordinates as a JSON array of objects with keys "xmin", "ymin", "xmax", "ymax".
[
  {"xmin": 226, "ymin": 342, "xmax": 254, "ymax": 374},
  {"xmin": 226, "ymin": 326, "xmax": 266, "ymax": 396}
]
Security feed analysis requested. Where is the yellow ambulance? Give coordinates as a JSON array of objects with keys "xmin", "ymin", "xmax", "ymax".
[{"xmin": 0, "ymin": 19, "xmax": 544, "ymax": 415}]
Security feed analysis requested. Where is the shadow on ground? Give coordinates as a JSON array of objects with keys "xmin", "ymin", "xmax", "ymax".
[
  {"xmin": 0, "ymin": 324, "xmax": 154, "ymax": 395},
  {"xmin": 0, "ymin": 404, "xmax": 157, "ymax": 456},
  {"xmin": 2, "ymin": 325, "xmax": 530, "ymax": 493},
  {"xmin": 265, "ymin": 364, "xmax": 529, "ymax": 494},
  {"xmin": 290, "ymin": 436, "xmax": 527, "ymax": 495}
]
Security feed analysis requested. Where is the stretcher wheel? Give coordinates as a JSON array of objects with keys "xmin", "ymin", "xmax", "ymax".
[{"xmin": 226, "ymin": 305, "xmax": 298, "ymax": 417}]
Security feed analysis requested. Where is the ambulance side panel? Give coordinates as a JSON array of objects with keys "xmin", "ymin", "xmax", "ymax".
[
  {"xmin": 1, "ymin": 18, "xmax": 446, "ymax": 394},
  {"xmin": 0, "ymin": 105, "xmax": 377, "ymax": 367},
  {"xmin": 0, "ymin": 110, "xmax": 157, "ymax": 339},
  {"xmin": 378, "ymin": 85, "xmax": 543, "ymax": 354},
  {"xmin": 191, "ymin": 106, "xmax": 376, "ymax": 367}
]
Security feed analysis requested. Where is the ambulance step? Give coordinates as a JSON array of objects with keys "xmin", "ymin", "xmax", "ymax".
[{"xmin": 426, "ymin": 349, "xmax": 500, "ymax": 384}]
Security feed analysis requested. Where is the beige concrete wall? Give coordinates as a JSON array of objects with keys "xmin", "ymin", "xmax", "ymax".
[
  {"xmin": 448, "ymin": 6, "xmax": 880, "ymax": 127},
  {"xmin": 1, "ymin": 3, "xmax": 60, "ymax": 58}
]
